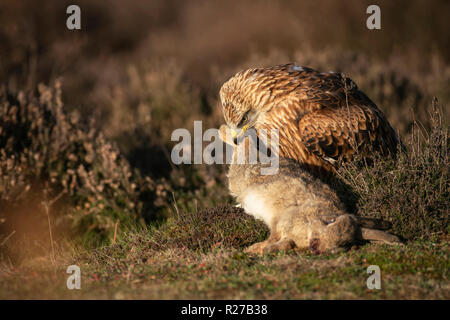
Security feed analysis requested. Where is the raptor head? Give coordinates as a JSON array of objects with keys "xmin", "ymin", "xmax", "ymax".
[{"xmin": 219, "ymin": 68, "xmax": 269, "ymax": 141}]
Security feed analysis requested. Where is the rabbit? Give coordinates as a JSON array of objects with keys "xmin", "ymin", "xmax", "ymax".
[{"xmin": 218, "ymin": 124, "xmax": 402, "ymax": 254}]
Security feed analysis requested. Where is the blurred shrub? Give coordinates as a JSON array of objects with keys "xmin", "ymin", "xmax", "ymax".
[
  {"xmin": 103, "ymin": 61, "xmax": 208, "ymax": 179},
  {"xmin": 1, "ymin": 1, "xmax": 448, "ymax": 132},
  {"xmin": 99, "ymin": 60, "xmax": 232, "ymax": 218},
  {"xmin": 337, "ymin": 99, "xmax": 449, "ymax": 240},
  {"xmin": 0, "ymin": 82, "xmax": 159, "ymax": 246}
]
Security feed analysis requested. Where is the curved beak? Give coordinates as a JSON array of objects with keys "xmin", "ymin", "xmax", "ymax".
[{"xmin": 231, "ymin": 123, "xmax": 250, "ymax": 139}]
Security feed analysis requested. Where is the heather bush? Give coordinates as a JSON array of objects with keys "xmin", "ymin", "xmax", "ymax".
[
  {"xmin": 99, "ymin": 60, "xmax": 232, "ymax": 219},
  {"xmin": 337, "ymin": 99, "xmax": 449, "ymax": 241},
  {"xmin": 0, "ymin": 82, "xmax": 158, "ymax": 246},
  {"xmin": 118, "ymin": 204, "xmax": 268, "ymax": 254}
]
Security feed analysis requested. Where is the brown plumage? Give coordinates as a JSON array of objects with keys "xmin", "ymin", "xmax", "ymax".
[{"xmin": 220, "ymin": 63, "xmax": 401, "ymax": 174}]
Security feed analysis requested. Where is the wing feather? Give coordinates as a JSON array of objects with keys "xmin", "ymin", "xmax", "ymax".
[{"xmin": 298, "ymin": 104, "xmax": 398, "ymax": 165}]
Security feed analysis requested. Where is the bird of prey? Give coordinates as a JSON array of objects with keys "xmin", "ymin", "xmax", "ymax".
[{"xmin": 220, "ymin": 63, "xmax": 401, "ymax": 175}]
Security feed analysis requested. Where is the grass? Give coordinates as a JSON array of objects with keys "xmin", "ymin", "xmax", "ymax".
[
  {"xmin": 0, "ymin": 203, "xmax": 448, "ymax": 299},
  {"xmin": 335, "ymin": 99, "xmax": 449, "ymax": 241},
  {"xmin": 0, "ymin": 237, "xmax": 448, "ymax": 299}
]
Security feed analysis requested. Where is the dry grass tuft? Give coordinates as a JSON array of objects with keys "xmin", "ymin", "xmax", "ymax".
[{"xmin": 337, "ymin": 100, "xmax": 449, "ymax": 240}]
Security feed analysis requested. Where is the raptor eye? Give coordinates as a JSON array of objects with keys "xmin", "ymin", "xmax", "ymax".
[{"xmin": 238, "ymin": 112, "xmax": 250, "ymax": 127}]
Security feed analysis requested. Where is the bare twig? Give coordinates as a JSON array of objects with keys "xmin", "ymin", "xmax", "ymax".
[
  {"xmin": 42, "ymin": 189, "xmax": 56, "ymax": 266},
  {"xmin": 113, "ymin": 219, "xmax": 119, "ymax": 244},
  {"xmin": 49, "ymin": 190, "xmax": 66, "ymax": 207},
  {"xmin": 172, "ymin": 192, "xmax": 180, "ymax": 218},
  {"xmin": 0, "ymin": 230, "xmax": 16, "ymax": 247}
]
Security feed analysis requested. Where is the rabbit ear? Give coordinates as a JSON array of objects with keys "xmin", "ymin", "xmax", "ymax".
[{"xmin": 360, "ymin": 228, "xmax": 402, "ymax": 244}]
